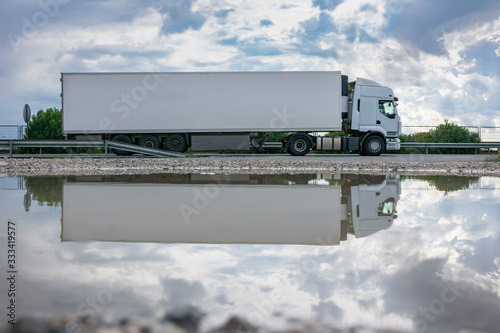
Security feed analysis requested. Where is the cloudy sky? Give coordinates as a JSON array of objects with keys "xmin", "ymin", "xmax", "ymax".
[{"xmin": 1, "ymin": 0, "xmax": 499, "ymax": 131}]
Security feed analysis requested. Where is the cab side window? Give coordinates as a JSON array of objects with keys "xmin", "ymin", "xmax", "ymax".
[{"xmin": 379, "ymin": 101, "xmax": 396, "ymax": 118}]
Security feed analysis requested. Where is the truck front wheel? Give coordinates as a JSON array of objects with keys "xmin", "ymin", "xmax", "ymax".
[
  {"xmin": 288, "ymin": 134, "xmax": 311, "ymax": 156},
  {"xmin": 165, "ymin": 134, "xmax": 188, "ymax": 152},
  {"xmin": 363, "ymin": 135, "xmax": 385, "ymax": 156}
]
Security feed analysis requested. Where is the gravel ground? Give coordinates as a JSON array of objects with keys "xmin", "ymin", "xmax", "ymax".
[{"xmin": 1, "ymin": 154, "xmax": 499, "ymax": 177}]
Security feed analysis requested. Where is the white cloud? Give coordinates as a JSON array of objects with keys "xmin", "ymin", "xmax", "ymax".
[{"xmin": 0, "ymin": 0, "xmax": 499, "ymax": 131}]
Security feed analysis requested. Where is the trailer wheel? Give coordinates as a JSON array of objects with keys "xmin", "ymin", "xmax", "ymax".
[
  {"xmin": 139, "ymin": 135, "xmax": 160, "ymax": 149},
  {"xmin": 111, "ymin": 135, "xmax": 134, "ymax": 156},
  {"xmin": 364, "ymin": 135, "xmax": 385, "ymax": 156},
  {"xmin": 165, "ymin": 134, "xmax": 188, "ymax": 152},
  {"xmin": 288, "ymin": 134, "xmax": 311, "ymax": 156}
]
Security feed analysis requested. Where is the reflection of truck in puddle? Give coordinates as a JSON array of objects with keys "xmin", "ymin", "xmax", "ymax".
[{"xmin": 61, "ymin": 174, "xmax": 400, "ymax": 246}]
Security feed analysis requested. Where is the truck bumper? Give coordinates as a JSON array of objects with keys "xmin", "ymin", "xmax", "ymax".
[{"xmin": 386, "ymin": 138, "xmax": 400, "ymax": 150}]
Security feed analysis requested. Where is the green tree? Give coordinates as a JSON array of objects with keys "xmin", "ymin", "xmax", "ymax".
[
  {"xmin": 25, "ymin": 108, "xmax": 64, "ymax": 141},
  {"xmin": 419, "ymin": 122, "xmax": 481, "ymax": 154},
  {"xmin": 401, "ymin": 175, "xmax": 479, "ymax": 194},
  {"xmin": 23, "ymin": 108, "xmax": 64, "ymax": 153},
  {"xmin": 25, "ymin": 176, "xmax": 63, "ymax": 207}
]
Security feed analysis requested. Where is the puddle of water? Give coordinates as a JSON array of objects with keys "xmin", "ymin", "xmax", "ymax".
[{"xmin": 0, "ymin": 173, "xmax": 499, "ymax": 333}]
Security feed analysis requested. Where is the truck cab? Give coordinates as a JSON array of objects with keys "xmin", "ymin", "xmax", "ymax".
[
  {"xmin": 344, "ymin": 175, "xmax": 400, "ymax": 239},
  {"xmin": 346, "ymin": 78, "xmax": 402, "ymax": 154}
]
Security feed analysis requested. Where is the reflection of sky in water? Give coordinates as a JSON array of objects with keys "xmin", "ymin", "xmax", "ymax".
[{"xmin": 0, "ymin": 175, "xmax": 499, "ymax": 332}]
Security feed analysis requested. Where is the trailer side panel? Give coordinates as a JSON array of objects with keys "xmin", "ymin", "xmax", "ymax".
[{"xmin": 62, "ymin": 72, "xmax": 342, "ymax": 134}]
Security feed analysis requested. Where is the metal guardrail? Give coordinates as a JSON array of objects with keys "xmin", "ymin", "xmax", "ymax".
[
  {"xmin": 107, "ymin": 141, "xmax": 186, "ymax": 157},
  {"xmin": 400, "ymin": 142, "xmax": 500, "ymax": 154},
  {"xmin": 265, "ymin": 142, "xmax": 500, "ymax": 151},
  {"xmin": 0, "ymin": 140, "xmax": 104, "ymax": 148},
  {"xmin": 0, "ymin": 140, "xmax": 186, "ymax": 158},
  {"xmin": 1, "ymin": 140, "xmax": 499, "ymax": 157},
  {"xmin": 401, "ymin": 142, "xmax": 500, "ymax": 148}
]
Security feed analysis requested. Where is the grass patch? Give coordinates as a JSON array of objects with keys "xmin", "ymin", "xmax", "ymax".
[{"xmin": 485, "ymin": 154, "xmax": 500, "ymax": 162}]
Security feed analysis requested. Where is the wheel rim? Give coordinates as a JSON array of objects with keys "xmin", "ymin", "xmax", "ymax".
[
  {"xmin": 294, "ymin": 139, "xmax": 307, "ymax": 152},
  {"xmin": 144, "ymin": 140, "xmax": 155, "ymax": 148},
  {"xmin": 170, "ymin": 138, "xmax": 181, "ymax": 150},
  {"xmin": 369, "ymin": 140, "xmax": 381, "ymax": 152}
]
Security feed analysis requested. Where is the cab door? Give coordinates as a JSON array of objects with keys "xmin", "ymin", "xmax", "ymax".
[{"xmin": 377, "ymin": 100, "xmax": 400, "ymax": 137}]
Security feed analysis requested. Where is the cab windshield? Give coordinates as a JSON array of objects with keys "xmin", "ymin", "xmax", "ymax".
[
  {"xmin": 378, "ymin": 198, "xmax": 395, "ymax": 216},
  {"xmin": 379, "ymin": 101, "xmax": 396, "ymax": 119}
]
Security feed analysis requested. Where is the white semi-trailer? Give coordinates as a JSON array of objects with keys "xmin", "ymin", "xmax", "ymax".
[
  {"xmin": 61, "ymin": 174, "xmax": 400, "ymax": 245},
  {"xmin": 61, "ymin": 71, "xmax": 401, "ymax": 156}
]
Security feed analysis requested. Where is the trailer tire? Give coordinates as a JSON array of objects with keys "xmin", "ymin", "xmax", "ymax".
[
  {"xmin": 363, "ymin": 135, "xmax": 385, "ymax": 156},
  {"xmin": 288, "ymin": 134, "xmax": 311, "ymax": 156},
  {"xmin": 165, "ymin": 134, "xmax": 188, "ymax": 152},
  {"xmin": 111, "ymin": 135, "xmax": 134, "ymax": 156},
  {"xmin": 139, "ymin": 135, "xmax": 160, "ymax": 149}
]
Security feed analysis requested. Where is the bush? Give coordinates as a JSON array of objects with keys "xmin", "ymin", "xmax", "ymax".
[
  {"xmin": 397, "ymin": 122, "xmax": 481, "ymax": 154},
  {"xmin": 397, "ymin": 132, "xmax": 427, "ymax": 154},
  {"xmin": 419, "ymin": 122, "xmax": 480, "ymax": 154},
  {"xmin": 262, "ymin": 132, "xmax": 288, "ymax": 154},
  {"xmin": 325, "ymin": 131, "xmax": 346, "ymax": 137},
  {"xmin": 400, "ymin": 175, "xmax": 479, "ymax": 193}
]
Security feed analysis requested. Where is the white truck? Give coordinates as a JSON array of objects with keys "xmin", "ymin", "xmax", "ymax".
[
  {"xmin": 61, "ymin": 71, "xmax": 401, "ymax": 156},
  {"xmin": 61, "ymin": 174, "xmax": 400, "ymax": 245}
]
